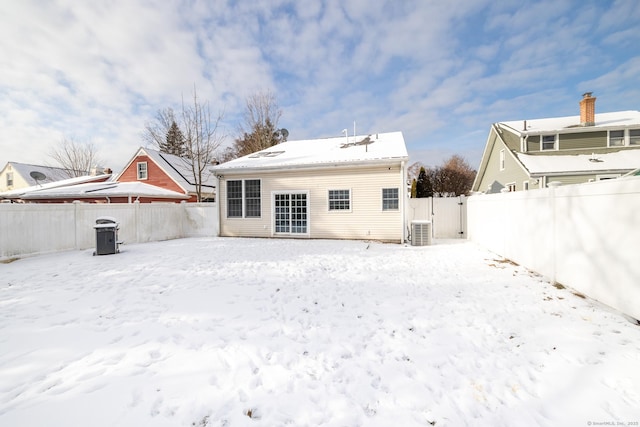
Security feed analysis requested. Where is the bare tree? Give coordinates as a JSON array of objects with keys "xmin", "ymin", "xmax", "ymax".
[
  {"xmin": 429, "ymin": 155, "xmax": 476, "ymax": 197},
  {"xmin": 142, "ymin": 108, "xmax": 178, "ymax": 151},
  {"xmin": 49, "ymin": 137, "xmax": 102, "ymax": 177},
  {"xmin": 229, "ymin": 90, "xmax": 287, "ymax": 159},
  {"xmin": 442, "ymin": 155, "xmax": 476, "ymax": 196},
  {"xmin": 142, "ymin": 88, "xmax": 226, "ymax": 201},
  {"xmin": 179, "ymin": 87, "xmax": 226, "ymax": 201},
  {"xmin": 407, "ymin": 162, "xmax": 424, "ymax": 181}
]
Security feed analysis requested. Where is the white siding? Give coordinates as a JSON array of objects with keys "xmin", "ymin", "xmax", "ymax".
[{"xmin": 219, "ymin": 165, "xmax": 405, "ymax": 242}]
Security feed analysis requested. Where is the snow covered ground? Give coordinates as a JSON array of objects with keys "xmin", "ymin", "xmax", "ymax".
[{"xmin": 1, "ymin": 238, "xmax": 639, "ymax": 427}]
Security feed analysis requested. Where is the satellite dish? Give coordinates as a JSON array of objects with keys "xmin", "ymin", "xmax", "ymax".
[
  {"xmin": 30, "ymin": 171, "xmax": 47, "ymax": 185},
  {"xmin": 280, "ymin": 128, "xmax": 289, "ymax": 140}
]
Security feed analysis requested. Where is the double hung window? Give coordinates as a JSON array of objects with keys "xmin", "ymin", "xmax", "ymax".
[
  {"xmin": 226, "ymin": 179, "xmax": 261, "ymax": 218},
  {"xmin": 328, "ymin": 189, "xmax": 350, "ymax": 211},
  {"xmin": 137, "ymin": 162, "xmax": 148, "ymax": 180},
  {"xmin": 541, "ymin": 135, "xmax": 556, "ymax": 150},
  {"xmin": 382, "ymin": 188, "xmax": 399, "ymax": 211}
]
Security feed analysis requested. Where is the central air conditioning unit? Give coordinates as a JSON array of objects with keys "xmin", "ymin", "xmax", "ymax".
[{"xmin": 411, "ymin": 220, "xmax": 432, "ymax": 246}]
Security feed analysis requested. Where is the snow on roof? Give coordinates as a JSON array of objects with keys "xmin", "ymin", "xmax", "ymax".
[
  {"xmin": 20, "ymin": 181, "xmax": 189, "ymax": 200},
  {"xmin": 4, "ymin": 162, "xmax": 71, "ymax": 185},
  {"xmin": 501, "ymin": 111, "xmax": 640, "ymax": 135},
  {"xmin": 517, "ymin": 149, "xmax": 640, "ymax": 175},
  {"xmin": 0, "ymin": 174, "xmax": 112, "ymax": 198},
  {"xmin": 212, "ymin": 131, "xmax": 408, "ymax": 172},
  {"xmin": 140, "ymin": 148, "xmax": 216, "ymax": 192}
]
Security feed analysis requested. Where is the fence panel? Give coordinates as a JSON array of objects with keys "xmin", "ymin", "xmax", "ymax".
[
  {"xmin": 406, "ymin": 197, "xmax": 466, "ymax": 239},
  {"xmin": 467, "ymin": 178, "xmax": 640, "ymax": 321},
  {"xmin": 1, "ymin": 202, "xmax": 218, "ymax": 259}
]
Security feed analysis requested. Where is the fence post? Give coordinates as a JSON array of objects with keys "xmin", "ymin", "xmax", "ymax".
[
  {"xmin": 73, "ymin": 200, "xmax": 81, "ymax": 250},
  {"xmin": 547, "ymin": 181, "xmax": 561, "ymax": 284},
  {"xmin": 134, "ymin": 200, "xmax": 140, "ymax": 243},
  {"xmin": 181, "ymin": 200, "xmax": 186, "ymax": 238}
]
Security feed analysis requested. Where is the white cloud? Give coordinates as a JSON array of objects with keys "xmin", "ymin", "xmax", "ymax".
[{"xmin": 0, "ymin": 0, "xmax": 638, "ymax": 173}]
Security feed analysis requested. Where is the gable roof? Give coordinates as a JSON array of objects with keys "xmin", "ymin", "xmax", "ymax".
[
  {"xmin": 500, "ymin": 110, "xmax": 640, "ymax": 136},
  {"xmin": 2, "ymin": 162, "xmax": 71, "ymax": 185},
  {"xmin": 517, "ymin": 150, "xmax": 640, "ymax": 176},
  {"xmin": 115, "ymin": 147, "xmax": 216, "ymax": 194},
  {"xmin": 212, "ymin": 131, "xmax": 408, "ymax": 173}
]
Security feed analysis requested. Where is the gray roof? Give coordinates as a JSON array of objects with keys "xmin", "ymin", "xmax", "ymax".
[{"xmin": 4, "ymin": 162, "xmax": 71, "ymax": 185}]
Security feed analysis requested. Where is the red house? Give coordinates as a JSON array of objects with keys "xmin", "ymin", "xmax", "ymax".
[{"xmin": 115, "ymin": 147, "xmax": 216, "ymax": 202}]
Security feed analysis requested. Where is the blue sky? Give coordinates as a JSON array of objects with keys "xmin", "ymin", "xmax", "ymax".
[{"xmin": 1, "ymin": 0, "xmax": 639, "ymax": 172}]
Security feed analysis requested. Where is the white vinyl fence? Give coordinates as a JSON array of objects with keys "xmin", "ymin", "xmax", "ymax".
[
  {"xmin": 0, "ymin": 201, "xmax": 218, "ymax": 260},
  {"xmin": 467, "ymin": 178, "xmax": 640, "ymax": 321},
  {"xmin": 406, "ymin": 196, "xmax": 467, "ymax": 239}
]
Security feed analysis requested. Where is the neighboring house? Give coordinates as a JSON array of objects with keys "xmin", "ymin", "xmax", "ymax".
[
  {"xmin": 16, "ymin": 180, "xmax": 189, "ymax": 204},
  {"xmin": 115, "ymin": 147, "xmax": 216, "ymax": 202},
  {"xmin": 211, "ymin": 131, "xmax": 409, "ymax": 243},
  {"xmin": 0, "ymin": 162, "xmax": 71, "ymax": 193},
  {"xmin": 0, "ymin": 174, "xmax": 112, "ymax": 202},
  {"xmin": 473, "ymin": 93, "xmax": 640, "ymax": 193}
]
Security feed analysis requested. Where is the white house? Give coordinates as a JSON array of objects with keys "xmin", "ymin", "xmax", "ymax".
[{"xmin": 211, "ymin": 132, "xmax": 409, "ymax": 243}]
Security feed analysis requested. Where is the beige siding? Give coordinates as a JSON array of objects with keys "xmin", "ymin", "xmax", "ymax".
[
  {"xmin": 475, "ymin": 132, "xmax": 529, "ymax": 193},
  {"xmin": 501, "ymin": 130, "xmax": 520, "ymax": 151},
  {"xmin": 527, "ymin": 135, "xmax": 540, "ymax": 152},
  {"xmin": 218, "ymin": 165, "xmax": 404, "ymax": 242},
  {"xmin": 559, "ymin": 132, "xmax": 607, "ymax": 150},
  {"xmin": 0, "ymin": 167, "xmax": 29, "ymax": 192}
]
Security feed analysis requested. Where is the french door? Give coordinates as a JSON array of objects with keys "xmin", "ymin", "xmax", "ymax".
[{"xmin": 274, "ymin": 192, "xmax": 308, "ymax": 235}]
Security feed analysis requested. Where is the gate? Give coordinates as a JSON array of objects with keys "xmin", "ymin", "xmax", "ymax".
[{"xmin": 406, "ymin": 196, "xmax": 466, "ymax": 239}]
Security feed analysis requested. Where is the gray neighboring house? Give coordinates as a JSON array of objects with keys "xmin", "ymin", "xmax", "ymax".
[{"xmin": 473, "ymin": 93, "xmax": 640, "ymax": 193}]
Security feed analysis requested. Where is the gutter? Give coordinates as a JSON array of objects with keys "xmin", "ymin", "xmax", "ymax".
[
  {"xmin": 211, "ymin": 157, "xmax": 409, "ymax": 176},
  {"xmin": 529, "ymin": 168, "xmax": 634, "ymax": 178}
]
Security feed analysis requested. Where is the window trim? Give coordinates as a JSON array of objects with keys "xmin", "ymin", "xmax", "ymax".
[
  {"xmin": 136, "ymin": 162, "xmax": 148, "ymax": 180},
  {"xmin": 6, "ymin": 172, "xmax": 13, "ymax": 187},
  {"xmin": 226, "ymin": 179, "xmax": 262, "ymax": 219},
  {"xmin": 272, "ymin": 190, "xmax": 310, "ymax": 236},
  {"xmin": 226, "ymin": 180, "xmax": 243, "ymax": 218},
  {"xmin": 523, "ymin": 181, "xmax": 529, "ymax": 191},
  {"xmin": 630, "ymin": 129, "xmax": 640, "ymax": 146},
  {"xmin": 244, "ymin": 179, "xmax": 262, "ymax": 218},
  {"xmin": 506, "ymin": 182, "xmax": 516, "ymax": 192},
  {"xmin": 499, "ymin": 149, "xmax": 505, "ymax": 171},
  {"xmin": 328, "ymin": 189, "xmax": 351, "ymax": 212},
  {"xmin": 382, "ymin": 187, "xmax": 399, "ymax": 211},
  {"xmin": 608, "ymin": 130, "xmax": 625, "ymax": 147},
  {"xmin": 541, "ymin": 134, "xmax": 557, "ymax": 151}
]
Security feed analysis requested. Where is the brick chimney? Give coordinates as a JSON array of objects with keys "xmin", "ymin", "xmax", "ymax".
[{"xmin": 580, "ymin": 92, "xmax": 596, "ymax": 126}]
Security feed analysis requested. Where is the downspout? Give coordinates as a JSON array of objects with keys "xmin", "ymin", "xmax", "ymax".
[
  {"xmin": 106, "ymin": 196, "xmax": 110, "ymax": 204},
  {"xmin": 400, "ymin": 160, "xmax": 406, "ymax": 244},
  {"xmin": 216, "ymin": 175, "xmax": 222, "ymax": 237}
]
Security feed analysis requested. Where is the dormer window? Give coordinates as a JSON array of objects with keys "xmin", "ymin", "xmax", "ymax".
[
  {"xmin": 541, "ymin": 135, "xmax": 557, "ymax": 151},
  {"xmin": 609, "ymin": 129, "xmax": 640, "ymax": 147},
  {"xmin": 609, "ymin": 130, "xmax": 625, "ymax": 147}
]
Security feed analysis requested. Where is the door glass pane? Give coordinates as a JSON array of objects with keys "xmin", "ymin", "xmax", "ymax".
[
  {"xmin": 274, "ymin": 193, "xmax": 307, "ymax": 234},
  {"xmin": 274, "ymin": 194, "xmax": 290, "ymax": 233}
]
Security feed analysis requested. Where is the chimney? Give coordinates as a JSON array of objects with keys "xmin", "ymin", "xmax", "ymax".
[{"xmin": 580, "ymin": 92, "xmax": 596, "ymax": 126}]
